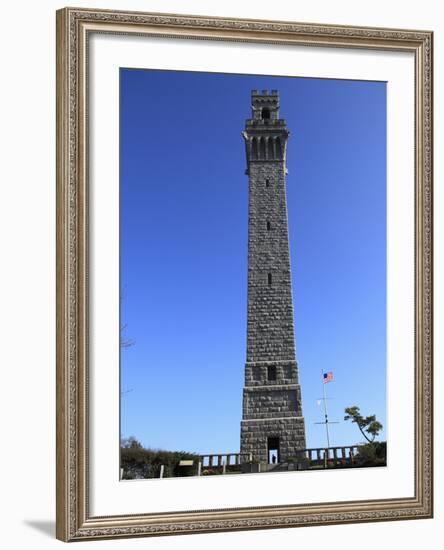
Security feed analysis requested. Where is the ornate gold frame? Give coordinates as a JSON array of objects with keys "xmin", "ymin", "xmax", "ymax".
[{"xmin": 56, "ymin": 7, "xmax": 433, "ymax": 542}]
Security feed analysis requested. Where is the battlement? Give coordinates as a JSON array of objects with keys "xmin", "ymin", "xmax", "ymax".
[
  {"xmin": 252, "ymin": 89, "xmax": 279, "ymax": 96},
  {"xmin": 249, "ymin": 89, "xmax": 281, "ymax": 122},
  {"xmin": 245, "ymin": 118, "xmax": 286, "ymax": 128}
]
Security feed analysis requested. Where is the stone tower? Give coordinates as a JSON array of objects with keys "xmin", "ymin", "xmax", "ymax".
[{"xmin": 240, "ymin": 90, "xmax": 306, "ymax": 464}]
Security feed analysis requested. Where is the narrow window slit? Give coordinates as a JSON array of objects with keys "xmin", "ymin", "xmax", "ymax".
[{"xmin": 268, "ymin": 273, "xmax": 272, "ymax": 286}]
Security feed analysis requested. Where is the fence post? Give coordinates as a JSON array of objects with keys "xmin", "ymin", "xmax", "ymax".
[{"xmin": 159, "ymin": 465, "xmax": 164, "ymax": 479}]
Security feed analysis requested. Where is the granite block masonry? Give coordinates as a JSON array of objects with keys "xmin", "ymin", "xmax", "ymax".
[{"xmin": 240, "ymin": 90, "xmax": 306, "ymax": 464}]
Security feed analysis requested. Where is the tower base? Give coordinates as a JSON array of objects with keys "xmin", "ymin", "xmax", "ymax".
[{"xmin": 240, "ymin": 417, "xmax": 306, "ymax": 464}]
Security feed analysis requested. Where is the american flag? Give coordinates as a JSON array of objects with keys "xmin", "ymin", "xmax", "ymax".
[{"xmin": 323, "ymin": 371, "xmax": 334, "ymax": 384}]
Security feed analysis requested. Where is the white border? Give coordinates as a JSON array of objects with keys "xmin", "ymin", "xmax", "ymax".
[{"xmin": 89, "ymin": 34, "xmax": 415, "ymax": 516}]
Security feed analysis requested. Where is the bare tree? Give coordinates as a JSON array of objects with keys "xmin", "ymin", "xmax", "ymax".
[{"xmin": 120, "ymin": 322, "xmax": 135, "ymax": 349}]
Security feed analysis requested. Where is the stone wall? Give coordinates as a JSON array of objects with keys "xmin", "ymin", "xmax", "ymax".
[
  {"xmin": 240, "ymin": 417, "xmax": 306, "ymax": 464},
  {"xmin": 246, "ymin": 162, "xmax": 296, "ymax": 363},
  {"xmin": 243, "ymin": 384, "xmax": 303, "ymax": 419}
]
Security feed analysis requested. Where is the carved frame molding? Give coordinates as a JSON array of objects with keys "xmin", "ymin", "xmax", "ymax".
[{"xmin": 56, "ymin": 7, "xmax": 433, "ymax": 541}]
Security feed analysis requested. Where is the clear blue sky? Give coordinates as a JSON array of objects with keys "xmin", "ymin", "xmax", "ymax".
[{"xmin": 120, "ymin": 68, "xmax": 386, "ymax": 453}]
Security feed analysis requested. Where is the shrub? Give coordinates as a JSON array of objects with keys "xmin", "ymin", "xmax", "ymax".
[
  {"xmin": 120, "ymin": 438, "xmax": 199, "ymax": 479},
  {"xmin": 355, "ymin": 441, "xmax": 387, "ymax": 467}
]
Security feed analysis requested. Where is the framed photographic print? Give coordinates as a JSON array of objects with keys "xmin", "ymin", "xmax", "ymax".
[{"xmin": 56, "ymin": 7, "xmax": 433, "ymax": 542}]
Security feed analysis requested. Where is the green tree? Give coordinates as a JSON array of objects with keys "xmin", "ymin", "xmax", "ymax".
[{"xmin": 344, "ymin": 405, "xmax": 383, "ymax": 443}]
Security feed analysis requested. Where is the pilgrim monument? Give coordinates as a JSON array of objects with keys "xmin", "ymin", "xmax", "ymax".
[{"xmin": 240, "ymin": 90, "xmax": 306, "ymax": 464}]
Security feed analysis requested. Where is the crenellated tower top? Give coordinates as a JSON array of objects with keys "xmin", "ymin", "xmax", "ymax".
[{"xmin": 242, "ymin": 90, "xmax": 290, "ymax": 174}]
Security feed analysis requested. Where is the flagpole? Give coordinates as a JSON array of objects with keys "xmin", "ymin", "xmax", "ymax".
[{"xmin": 321, "ymin": 369, "xmax": 331, "ymax": 449}]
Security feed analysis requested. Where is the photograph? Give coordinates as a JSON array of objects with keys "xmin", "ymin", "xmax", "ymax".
[
  {"xmin": 54, "ymin": 6, "xmax": 433, "ymax": 541},
  {"xmin": 119, "ymin": 68, "xmax": 387, "ymax": 480}
]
